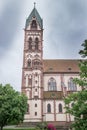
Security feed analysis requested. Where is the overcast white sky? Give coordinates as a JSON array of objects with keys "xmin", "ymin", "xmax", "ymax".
[{"xmin": 0, "ymin": 0, "xmax": 87, "ymax": 91}]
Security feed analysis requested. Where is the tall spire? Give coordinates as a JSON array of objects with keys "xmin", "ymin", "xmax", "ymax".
[{"xmin": 25, "ymin": 3, "xmax": 43, "ymax": 29}]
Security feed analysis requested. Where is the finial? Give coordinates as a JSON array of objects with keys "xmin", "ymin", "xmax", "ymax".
[{"xmin": 34, "ymin": 2, "xmax": 36, "ymax": 8}]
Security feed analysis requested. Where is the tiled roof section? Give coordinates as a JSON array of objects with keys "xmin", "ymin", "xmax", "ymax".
[
  {"xmin": 43, "ymin": 91, "xmax": 63, "ymax": 99},
  {"xmin": 43, "ymin": 59, "xmax": 80, "ymax": 73},
  {"xmin": 25, "ymin": 7, "xmax": 43, "ymax": 29}
]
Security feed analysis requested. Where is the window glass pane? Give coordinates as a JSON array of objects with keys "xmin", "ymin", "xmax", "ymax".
[
  {"xmin": 27, "ymin": 104, "xmax": 29, "ymax": 113},
  {"xmin": 48, "ymin": 78, "xmax": 57, "ymax": 91},
  {"xmin": 27, "ymin": 60, "xmax": 31, "ymax": 67},
  {"xmin": 59, "ymin": 104, "xmax": 62, "ymax": 113},
  {"xmin": 35, "ymin": 37, "xmax": 39, "ymax": 50},
  {"xmin": 47, "ymin": 104, "xmax": 51, "ymax": 113},
  {"xmin": 68, "ymin": 78, "xmax": 77, "ymax": 91},
  {"xmin": 29, "ymin": 37, "xmax": 32, "ymax": 50},
  {"xmin": 35, "ymin": 112, "xmax": 37, "ymax": 116},
  {"xmin": 35, "ymin": 104, "xmax": 37, "ymax": 107}
]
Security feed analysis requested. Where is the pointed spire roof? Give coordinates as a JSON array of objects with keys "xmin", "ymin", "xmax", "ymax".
[{"xmin": 25, "ymin": 3, "xmax": 43, "ymax": 29}]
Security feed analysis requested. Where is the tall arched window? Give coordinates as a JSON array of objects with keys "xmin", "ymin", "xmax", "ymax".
[
  {"xmin": 27, "ymin": 59, "xmax": 31, "ymax": 68},
  {"xmin": 47, "ymin": 104, "xmax": 51, "ymax": 113},
  {"xmin": 68, "ymin": 78, "xmax": 77, "ymax": 91},
  {"xmin": 48, "ymin": 78, "xmax": 57, "ymax": 91},
  {"xmin": 59, "ymin": 103, "xmax": 62, "ymax": 113},
  {"xmin": 31, "ymin": 20, "xmax": 37, "ymax": 29},
  {"xmin": 28, "ymin": 37, "xmax": 32, "ymax": 50},
  {"xmin": 27, "ymin": 104, "xmax": 29, "ymax": 113},
  {"xmin": 28, "ymin": 78, "xmax": 32, "ymax": 86},
  {"xmin": 35, "ymin": 37, "xmax": 39, "ymax": 50}
]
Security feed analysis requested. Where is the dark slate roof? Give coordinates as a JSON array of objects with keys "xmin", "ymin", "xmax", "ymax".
[{"xmin": 25, "ymin": 7, "xmax": 43, "ymax": 29}]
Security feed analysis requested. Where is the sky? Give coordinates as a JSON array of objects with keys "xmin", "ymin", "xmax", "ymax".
[{"xmin": 0, "ymin": 0, "xmax": 87, "ymax": 91}]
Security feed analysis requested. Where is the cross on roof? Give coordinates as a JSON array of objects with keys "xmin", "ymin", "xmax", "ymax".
[{"xmin": 34, "ymin": 2, "xmax": 36, "ymax": 8}]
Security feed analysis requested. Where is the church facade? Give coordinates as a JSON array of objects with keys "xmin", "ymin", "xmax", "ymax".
[{"xmin": 21, "ymin": 5, "xmax": 81, "ymax": 126}]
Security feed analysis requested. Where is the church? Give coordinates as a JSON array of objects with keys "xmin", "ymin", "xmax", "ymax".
[{"xmin": 21, "ymin": 4, "xmax": 81, "ymax": 127}]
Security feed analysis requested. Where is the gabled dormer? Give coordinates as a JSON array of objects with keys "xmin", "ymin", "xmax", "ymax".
[{"xmin": 25, "ymin": 5, "xmax": 43, "ymax": 30}]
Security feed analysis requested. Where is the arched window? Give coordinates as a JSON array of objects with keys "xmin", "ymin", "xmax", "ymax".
[
  {"xmin": 27, "ymin": 59, "xmax": 31, "ymax": 67},
  {"xmin": 31, "ymin": 20, "xmax": 37, "ymax": 29},
  {"xmin": 48, "ymin": 78, "xmax": 57, "ymax": 91},
  {"xmin": 68, "ymin": 78, "xmax": 77, "ymax": 91},
  {"xmin": 28, "ymin": 78, "xmax": 32, "ymax": 86},
  {"xmin": 59, "ymin": 103, "xmax": 62, "ymax": 113},
  {"xmin": 28, "ymin": 37, "xmax": 32, "ymax": 50},
  {"xmin": 35, "ymin": 104, "xmax": 37, "ymax": 107},
  {"xmin": 34, "ymin": 60, "xmax": 39, "ymax": 65},
  {"xmin": 47, "ymin": 104, "xmax": 51, "ymax": 113},
  {"xmin": 35, "ymin": 112, "xmax": 37, "ymax": 116},
  {"xmin": 33, "ymin": 59, "xmax": 42, "ymax": 69},
  {"xmin": 27, "ymin": 104, "xmax": 29, "ymax": 113},
  {"xmin": 35, "ymin": 37, "xmax": 39, "ymax": 50}
]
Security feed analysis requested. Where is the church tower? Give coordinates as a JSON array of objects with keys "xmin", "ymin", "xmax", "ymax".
[{"xmin": 21, "ymin": 4, "xmax": 43, "ymax": 122}]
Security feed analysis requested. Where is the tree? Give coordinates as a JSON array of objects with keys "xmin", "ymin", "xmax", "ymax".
[
  {"xmin": 0, "ymin": 84, "xmax": 27, "ymax": 130},
  {"xmin": 74, "ymin": 40, "xmax": 87, "ymax": 90},
  {"xmin": 64, "ymin": 40, "xmax": 87, "ymax": 130}
]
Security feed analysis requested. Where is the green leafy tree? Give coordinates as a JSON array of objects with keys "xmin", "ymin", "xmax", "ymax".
[
  {"xmin": 64, "ymin": 40, "xmax": 87, "ymax": 130},
  {"xmin": 73, "ymin": 40, "xmax": 87, "ymax": 90},
  {"xmin": 0, "ymin": 84, "xmax": 27, "ymax": 130}
]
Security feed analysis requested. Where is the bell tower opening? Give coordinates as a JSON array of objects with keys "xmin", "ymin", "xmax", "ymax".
[
  {"xmin": 31, "ymin": 20, "xmax": 37, "ymax": 29},
  {"xmin": 28, "ymin": 37, "xmax": 32, "ymax": 50},
  {"xmin": 35, "ymin": 37, "xmax": 39, "ymax": 50}
]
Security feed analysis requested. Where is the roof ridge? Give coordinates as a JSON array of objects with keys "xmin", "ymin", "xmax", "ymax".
[{"xmin": 43, "ymin": 59, "xmax": 80, "ymax": 61}]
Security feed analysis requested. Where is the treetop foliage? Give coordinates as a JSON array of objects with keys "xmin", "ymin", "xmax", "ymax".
[
  {"xmin": 64, "ymin": 40, "xmax": 87, "ymax": 130},
  {"xmin": 79, "ymin": 39, "xmax": 87, "ymax": 57},
  {"xmin": 0, "ymin": 84, "xmax": 27, "ymax": 130}
]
